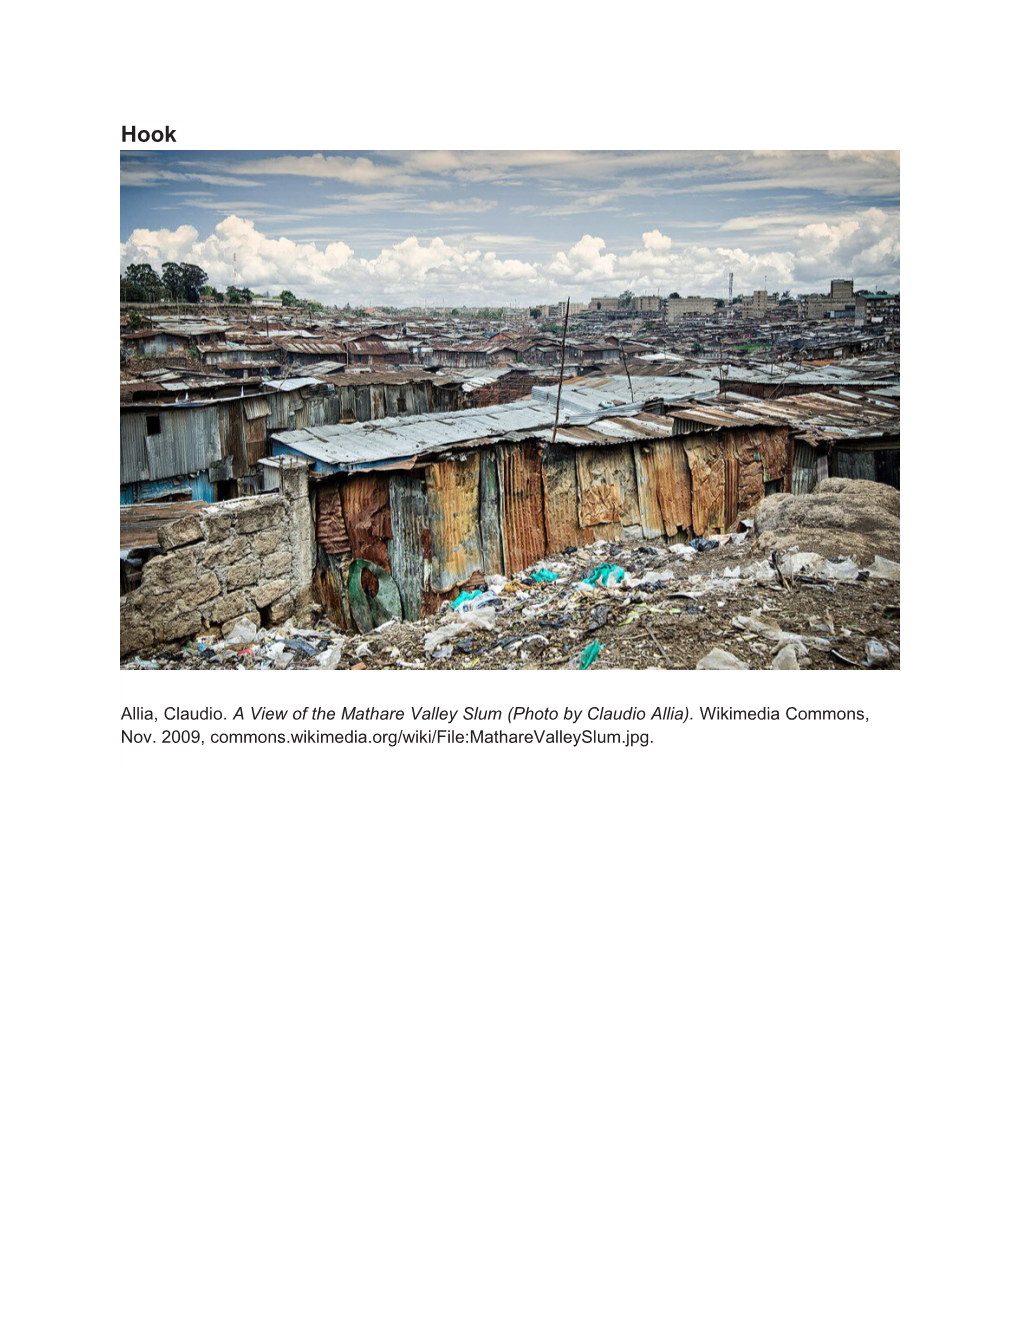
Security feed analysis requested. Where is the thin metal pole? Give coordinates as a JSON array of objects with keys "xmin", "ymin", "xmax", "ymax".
[
  {"xmin": 551, "ymin": 298, "xmax": 570, "ymax": 445},
  {"xmin": 621, "ymin": 346, "xmax": 634, "ymax": 403}
]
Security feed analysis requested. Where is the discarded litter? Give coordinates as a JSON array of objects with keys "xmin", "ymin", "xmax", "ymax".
[
  {"xmin": 423, "ymin": 607, "xmax": 496, "ymax": 657},
  {"xmin": 527, "ymin": 569, "xmax": 559, "ymax": 583},
  {"xmin": 696, "ymin": 647, "xmax": 749, "ymax": 670},
  {"xmin": 283, "ymin": 637, "xmax": 317, "ymax": 658},
  {"xmin": 688, "ymin": 537, "xmax": 718, "ymax": 552},
  {"xmin": 584, "ymin": 563, "xmax": 626, "ymax": 587},
  {"xmin": 578, "ymin": 641, "xmax": 602, "ymax": 669},
  {"xmin": 772, "ymin": 644, "xmax": 801, "ymax": 670}
]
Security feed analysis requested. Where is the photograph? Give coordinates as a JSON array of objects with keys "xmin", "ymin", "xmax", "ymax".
[
  {"xmin": 119, "ymin": 149, "xmax": 900, "ymax": 671},
  {"xmin": 11, "ymin": 18, "xmax": 1018, "ymax": 1320}
]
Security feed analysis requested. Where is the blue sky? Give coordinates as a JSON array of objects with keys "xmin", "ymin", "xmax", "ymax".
[{"xmin": 121, "ymin": 150, "xmax": 900, "ymax": 305}]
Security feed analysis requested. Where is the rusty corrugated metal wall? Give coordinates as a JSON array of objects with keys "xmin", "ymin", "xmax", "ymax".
[
  {"xmin": 311, "ymin": 425, "xmax": 796, "ymax": 629},
  {"xmin": 497, "ymin": 443, "xmax": 547, "ymax": 574}
]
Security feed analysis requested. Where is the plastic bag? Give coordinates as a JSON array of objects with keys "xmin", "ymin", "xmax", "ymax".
[{"xmin": 584, "ymin": 564, "xmax": 625, "ymax": 587}]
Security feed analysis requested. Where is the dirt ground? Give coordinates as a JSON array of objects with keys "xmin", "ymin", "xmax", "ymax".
[{"xmin": 123, "ymin": 534, "xmax": 900, "ymax": 672}]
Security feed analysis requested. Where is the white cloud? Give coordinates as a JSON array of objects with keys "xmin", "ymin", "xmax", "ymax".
[{"xmin": 120, "ymin": 208, "xmax": 899, "ymax": 303}]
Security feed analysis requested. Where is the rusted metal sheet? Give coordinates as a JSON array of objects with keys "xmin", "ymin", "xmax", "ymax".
[
  {"xmin": 313, "ymin": 548, "xmax": 351, "ymax": 630},
  {"xmin": 632, "ymin": 444, "xmax": 667, "ymax": 539},
  {"xmin": 757, "ymin": 427, "xmax": 791, "ymax": 485},
  {"xmin": 388, "ymin": 472, "xmax": 430, "ymax": 621},
  {"xmin": 477, "ymin": 449, "xmax": 504, "ymax": 577},
  {"xmin": 575, "ymin": 444, "xmax": 640, "ymax": 538},
  {"xmin": 425, "ymin": 455, "xmax": 484, "ymax": 592},
  {"xmin": 792, "ymin": 440, "xmax": 819, "ymax": 494},
  {"xmin": 497, "ymin": 442, "xmax": 547, "ymax": 574},
  {"xmin": 220, "ymin": 400, "xmax": 248, "ymax": 477},
  {"xmin": 833, "ymin": 449, "xmax": 877, "ymax": 481},
  {"xmin": 243, "ymin": 397, "xmax": 271, "ymax": 421},
  {"xmin": 734, "ymin": 434, "xmax": 764, "ymax": 512},
  {"xmin": 683, "ymin": 436, "xmax": 727, "ymax": 536},
  {"xmin": 315, "ymin": 486, "xmax": 351, "ymax": 555},
  {"xmin": 542, "ymin": 444, "xmax": 595, "ymax": 554},
  {"xmin": 244, "ymin": 415, "xmax": 268, "ymax": 468},
  {"xmin": 648, "ymin": 439, "xmax": 692, "ymax": 537},
  {"xmin": 724, "ymin": 438, "xmax": 740, "ymax": 530},
  {"xmin": 340, "ymin": 473, "xmax": 392, "ymax": 571}
]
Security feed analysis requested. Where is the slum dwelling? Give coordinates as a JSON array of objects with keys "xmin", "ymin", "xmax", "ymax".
[{"xmin": 270, "ymin": 385, "xmax": 831, "ymax": 633}]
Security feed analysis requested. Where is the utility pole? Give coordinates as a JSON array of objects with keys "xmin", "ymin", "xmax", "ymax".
[
  {"xmin": 551, "ymin": 298, "xmax": 571, "ymax": 445},
  {"xmin": 621, "ymin": 347, "xmax": 635, "ymax": 404}
]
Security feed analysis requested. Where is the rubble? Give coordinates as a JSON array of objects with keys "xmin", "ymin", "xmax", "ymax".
[
  {"xmin": 122, "ymin": 525, "xmax": 900, "ymax": 672},
  {"xmin": 754, "ymin": 478, "xmax": 900, "ymax": 563}
]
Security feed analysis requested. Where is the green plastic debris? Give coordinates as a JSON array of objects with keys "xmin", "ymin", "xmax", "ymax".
[
  {"xmin": 584, "ymin": 564, "xmax": 625, "ymax": 587},
  {"xmin": 578, "ymin": 641, "xmax": 602, "ymax": 670},
  {"xmin": 450, "ymin": 589, "xmax": 484, "ymax": 610},
  {"xmin": 528, "ymin": 569, "xmax": 559, "ymax": 583},
  {"xmin": 348, "ymin": 559, "xmax": 403, "ymax": 633}
]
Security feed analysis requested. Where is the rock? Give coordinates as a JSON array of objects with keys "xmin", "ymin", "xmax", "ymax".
[
  {"xmin": 157, "ymin": 514, "xmax": 204, "ymax": 551},
  {"xmin": 204, "ymin": 590, "xmax": 255, "ymax": 625},
  {"xmin": 202, "ymin": 538, "xmax": 249, "ymax": 570},
  {"xmin": 201, "ymin": 508, "xmax": 236, "ymax": 542},
  {"xmin": 253, "ymin": 528, "xmax": 284, "ymax": 555},
  {"xmin": 141, "ymin": 549, "xmax": 197, "ymax": 590},
  {"xmin": 260, "ymin": 550, "xmax": 292, "ymax": 579},
  {"xmin": 253, "ymin": 578, "xmax": 291, "ymax": 608},
  {"xmin": 179, "ymin": 572, "xmax": 221, "ymax": 609},
  {"xmin": 262, "ymin": 593, "xmax": 296, "ymax": 625},
  {"xmin": 151, "ymin": 610, "xmax": 203, "ymax": 643},
  {"xmin": 224, "ymin": 559, "xmax": 260, "ymax": 590},
  {"xmin": 120, "ymin": 625, "xmax": 155, "ymax": 657},
  {"xmin": 235, "ymin": 498, "xmax": 284, "ymax": 534}
]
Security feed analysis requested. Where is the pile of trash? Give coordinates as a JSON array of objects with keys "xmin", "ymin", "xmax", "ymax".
[
  {"xmin": 121, "ymin": 614, "xmax": 354, "ymax": 671},
  {"xmin": 122, "ymin": 483, "xmax": 901, "ymax": 672}
]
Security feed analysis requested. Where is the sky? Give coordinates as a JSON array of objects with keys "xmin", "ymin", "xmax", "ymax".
[{"xmin": 120, "ymin": 150, "xmax": 900, "ymax": 307}]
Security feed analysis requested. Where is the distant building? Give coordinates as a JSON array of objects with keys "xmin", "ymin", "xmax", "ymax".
[
  {"xmin": 855, "ymin": 292, "xmax": 899, "ymax": 330},
  {"xmin": 666, "ymin": 296, "xmax": 716, "ymax": 321},
  {"xmin": 743, "ymin": 290, "xmax": 773, "ymax": 318},
  {"xmin": 806, "ymin": 279, "xmax": 856, "ymax": 321}
]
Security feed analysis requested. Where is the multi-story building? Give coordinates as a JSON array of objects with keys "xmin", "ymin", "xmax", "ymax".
[
  {"xmin": 855, "ymin": 292, "xmax": 900, "ymax": 330},
  {"xmin": 666, "ymin": 295, "xmax": 716, "ymax": 321},
  {"xmin": 806, "ymin": 279, "xmax": 856, "ymax": 321},
  {"xmin": 743, "ymin": 289, "xmax": 772, "ymax": 318}
]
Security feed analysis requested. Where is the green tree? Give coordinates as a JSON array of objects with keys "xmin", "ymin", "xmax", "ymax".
[
  {"xmin": 279, "ymin": 290, "xmax": 298, "ymax": 306},
  {"xmin": 618, "ymin": 289, "xmax": 634, "ymax": 307},
  {"xmin": 122, "ymin": 262, "xmax": 164, "ymax": 302},
  {"xmin": 162, "ymin": 261, "xmax": 207, "ymax": 302},
  {"xmin": 226, "ymin": 286, "xmax": 254, "ymax": 304}
]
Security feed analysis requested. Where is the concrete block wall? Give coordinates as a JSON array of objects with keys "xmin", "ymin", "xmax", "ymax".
[{"xmin": 120, "ymin": 459, "xmax": 313, "ymax": 657}]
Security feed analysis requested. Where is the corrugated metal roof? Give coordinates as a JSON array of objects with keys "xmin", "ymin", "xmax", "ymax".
[
  {"xmin": 270, "ymin": 375, "xmax": 713, "ymax": 471},
  {"xmin": 668, "ymin": 390, "xmax": 899, "ymax": 440}
]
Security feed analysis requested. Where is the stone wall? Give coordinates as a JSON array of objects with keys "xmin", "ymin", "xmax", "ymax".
[{"xmin": 120, "ymin": 459, "xmax": 313, "ymax": 657}]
